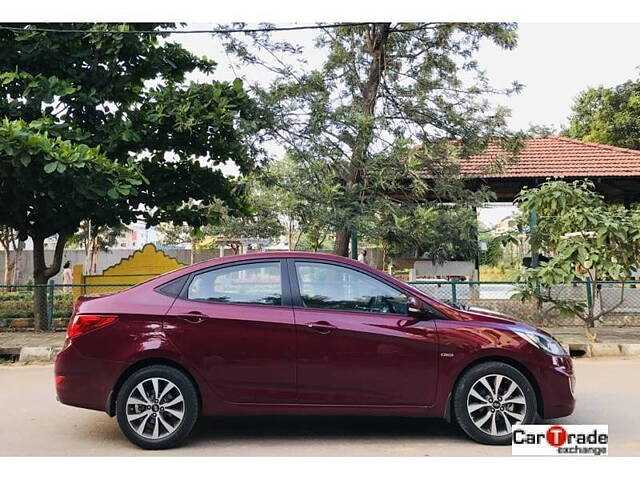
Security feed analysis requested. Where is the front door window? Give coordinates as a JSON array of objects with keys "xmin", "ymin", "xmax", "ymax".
[{"xmin": 295, "ymin": 261, "xmax": 408, "ymax": 314}]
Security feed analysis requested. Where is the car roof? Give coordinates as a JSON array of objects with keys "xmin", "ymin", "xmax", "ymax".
[
  {"xmin": 211, "ymin": 250, "xmax": 349, "ymax": 260},
  {"xmin": 194, "ymin": 251, "xmax": 365, "ymax": 269}
]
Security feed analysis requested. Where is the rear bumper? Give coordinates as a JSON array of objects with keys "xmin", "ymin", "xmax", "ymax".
[
  {"xmin": 54, "ymin": 340, "xmax": 126, "ymax": 413},
  {"xmin": 538, "ymin": 356, "xmax": 576, "ymax": 419}
]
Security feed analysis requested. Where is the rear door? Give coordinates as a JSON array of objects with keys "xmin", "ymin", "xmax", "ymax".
[
  {"xmin": 165, "ymin": 259, "xmax": 297, "ymax": 404},
  {"xmin": 289, "ymin": 260, "xmax": 439, "ymax": 406}
]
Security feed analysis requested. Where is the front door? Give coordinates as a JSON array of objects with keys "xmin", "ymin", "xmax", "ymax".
[
  {"xmin": 165, "ymin": 260, "xmax": 297, "ymax": 404},
  {"xmin": 290, "ymin": 260, "xmax": 439, "ymax": 406}
]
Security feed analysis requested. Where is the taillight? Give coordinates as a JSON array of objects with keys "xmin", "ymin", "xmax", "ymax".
[{"xmin": 67, "ymin": 314, "xmax": 118, "ymax": 339}]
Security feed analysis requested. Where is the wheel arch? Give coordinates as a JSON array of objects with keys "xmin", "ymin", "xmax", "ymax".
[
  {"xmin": 444, "ymin": 355, "xmax": 544, "ymax": 423},
  {"xmin": 106, "ymin": 358, "xmax": 202, "ymax": 417}
]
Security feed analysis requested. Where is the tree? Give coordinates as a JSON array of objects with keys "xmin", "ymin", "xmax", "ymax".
[
  {"xmin": 0, "ymin": 226, "xmax": 25, "ymax": 286},
  {"xmin": 565, "ymin": 80, "xmax": 640, "ymax": 149},
  {"xmin": 203, "ymin": 188, "xmax": 285, "ymax": 254},
  {"xmin": 0, "ymin": 119, "xmax": 145, "ymax": 330},
  {"xmin": 0, "ymin": 25, "xmax": 265, "ymax": 235},
  {"xmin": 67, "ymin": 221, "xmax": 128, "ymax": 274},
  {"xmin": 479, "ymin": 233, "xmax": 505, "ymax": 267},
  {"xmin": 259, "ymin": 156, "xmax": 336, "ymax": 251},
  {"xmin": 157, "ymin": 222, "xmax": 197, "ymax": 247},
  {"xmin": 364, "ymin": 205, "xmax": 481, "ymax": 271},
  {"xmin": 0, "ymin": 24, "xmax": 267, "ymax": 326},
  {"xmin": 0, "ymin": 24, "xmax": 267, "ymax": 228},
  {"xmin": 217, "ymin": 22, "xmax": 523, "ymax": 256},
  {"xmin": 157, "ymin": 220, "xmax": 205, "ymax": 264},
  {"xmin": 513, "ymin": 180, "xmax": 640, "ymax": 340}
]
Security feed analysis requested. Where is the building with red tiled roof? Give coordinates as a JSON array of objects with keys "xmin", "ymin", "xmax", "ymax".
[{"xmin": 448, "ymin": 137, "xmax": 640, "ymax": 204}]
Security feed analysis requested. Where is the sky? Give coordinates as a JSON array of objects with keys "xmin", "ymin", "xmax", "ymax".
[{"xmin": 174, "ymin": 23, "xmax": 640, "ymax": 227}]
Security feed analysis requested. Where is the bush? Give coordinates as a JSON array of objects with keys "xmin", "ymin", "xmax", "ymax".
[{"xmin": 0, "ymin": 290, "xmax": 73, "ymax": 321}]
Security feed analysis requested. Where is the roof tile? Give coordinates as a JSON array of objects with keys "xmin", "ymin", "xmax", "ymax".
[{"xmin": 449, "ymin": 137, "xmax": 640, "ymax": 178}]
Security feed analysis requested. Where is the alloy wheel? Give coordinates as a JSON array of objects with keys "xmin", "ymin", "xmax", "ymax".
[
  {"xmin": 466, "ymin": 374, "xmax": 527, "ymax": 436},
  {"xmin": 125, "ymin": 377, "xmax": 185, "ymax": 440}
]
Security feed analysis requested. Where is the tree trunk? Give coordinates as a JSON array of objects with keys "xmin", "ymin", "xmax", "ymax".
[
  {"xmin": 33, "ymin": 271, "xmax": 48, "ymax": 332},
  {"xmin": 333, "ymin": 24, "xmax": 391, "ymax": 256},
  {"xmin": 32, "ymin": 236, "xmax": 48, "ymax": 331},
  {"xmin": 89, "ymin": 239, "xmax": 99, "ymax": 274},
  {"xmin": 9, "ymin": 241, "xmax": 25, "ymax": 289},
  {"xmin": 381, "ymin": 246, "xmax": 388, "ymax": 272},
  {"xmin": 2, "ymin": 246, "xmax": 11, "ymax": 286},
  {"xmin": 333, "ymin": 229, "xmax": 351, "ymax": 257},
  {"xmin": 32, "ymin": 234, "xmax": 68, "ymax": 331}
]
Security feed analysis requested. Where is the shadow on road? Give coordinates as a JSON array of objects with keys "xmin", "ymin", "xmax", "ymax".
[{"xmin": 189, "ymin": 416, "xmax": 467, "ymax": 443}]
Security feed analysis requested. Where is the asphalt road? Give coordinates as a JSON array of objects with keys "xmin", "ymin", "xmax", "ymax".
[{"xmin": 1, "ymin": 358, "xmax": 638, "ymax": 456}]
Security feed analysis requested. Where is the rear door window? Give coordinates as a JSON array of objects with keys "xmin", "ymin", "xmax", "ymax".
[{"xmin": 187, "ymin": 262, "xmax": 282, "ymax": 306}]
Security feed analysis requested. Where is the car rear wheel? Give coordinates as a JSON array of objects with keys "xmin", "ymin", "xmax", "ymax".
[
  {"xmin": 453, "ymin": 362, "xmax": 538, "ymax": 445},
  {"xmin": 116, "ymin": 365, "xmax": 199, "ymax": 449}
]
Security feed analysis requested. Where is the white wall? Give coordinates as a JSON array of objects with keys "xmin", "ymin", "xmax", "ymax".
[{"xmin": 0, "ymin": 247, "xmax": 220, "ymax": 285}]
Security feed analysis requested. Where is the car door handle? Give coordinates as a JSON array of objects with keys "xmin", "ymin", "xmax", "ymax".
[
  {"xmin": 307, "ymin": 321, "xmax": 336, "ymax": 334},
  {"xmin": 181, "ymin": 311, "xmax": 209, "ymax": 324}
]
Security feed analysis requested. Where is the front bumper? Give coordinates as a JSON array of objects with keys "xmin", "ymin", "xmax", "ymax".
[{"xmin": 538, "ymin": 355, "xmax": 576, "ymax": 419}]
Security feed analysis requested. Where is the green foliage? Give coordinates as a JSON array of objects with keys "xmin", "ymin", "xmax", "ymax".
[
  {"xmin": 565, "ymin": 80, "xmax": 640, "ymax": 149},
  {"xmin": 479, "ymin": 234, "xmax": 504, "ymax": 266},
  {"xmin": 513, "ymin": 180, "xmax": 640, "ymax": 328},
  {"xmin": 68, "ymin": 221, "xmax": 128, "ymax": 253},
  {"xmin": 0, "ymin": 23, "xmax": 267, "ymax": 229},
  {"xmin": 259, "ymin": 156, "xmax": 336, "ymax": 250},
  {"xmin": 0, "ymin": 118, "xmax": 145, "ymax": 241},
  {"xmin": 0, "ymin": 290, "xmax": 73, "ymax": 319},
  {"xmin": 157, "ymin": 222, "xmax": 199, "ymax": 247},
  {"xmin": 0, "ymin": 116, "xmax": 147, "ymax": 329},
  {"xmin": 202, "ymin": 183, "xmax": 285, "ymax": 243},
  {"xmin": 365, "ymin": 205, "xmax": 480, "ymax": 263},
  {"xmin": 217, "ymin": 22, "xmax": 524, "ymax": 254},
  {"xmin": 0, "ymin": 23, "xmax": 267, "ymax": 328}
]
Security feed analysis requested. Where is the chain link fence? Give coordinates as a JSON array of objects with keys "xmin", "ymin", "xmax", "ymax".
[
  {"xmin": 2, "ymin": 280, "xmax": 640, "ymax": 330},
  {"xmin": 407, "ymin": 280, "xmax": 640, "ymax": 327}
]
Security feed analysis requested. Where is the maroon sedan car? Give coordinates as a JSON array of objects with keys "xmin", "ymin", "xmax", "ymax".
[{"xmin": 55, "ymin": 252, "xmax": 575, "ymax": 449}]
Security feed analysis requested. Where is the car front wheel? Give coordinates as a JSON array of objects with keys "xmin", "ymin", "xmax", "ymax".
[
  {"xmin": 453, "ymin": 362, "xmax": 538, "ymax": 445},
  {"xmin": 116, "ymin": 365, "xmax": 199, "ymax": 449}
]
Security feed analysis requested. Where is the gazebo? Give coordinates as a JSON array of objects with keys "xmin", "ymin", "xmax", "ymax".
[
  {"xmin": 453, "ymin": 136, "xmax": 640, "ymax": 270},
  {"xmin": 352, "ymin": 137, "xmax": 640, "ymax": 266},
  {"xmin": 456, "ymin": 137, "xmax": 640, "ymax": 207}
]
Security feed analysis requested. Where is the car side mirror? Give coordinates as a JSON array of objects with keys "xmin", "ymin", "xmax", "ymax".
[{"xmin": 407, "ymin": 296, "xmax": 425, "ymax": 316}]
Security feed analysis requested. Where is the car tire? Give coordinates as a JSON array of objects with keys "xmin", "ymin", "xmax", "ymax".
[
  {"xmin": 453, "ymin": 362, "xmax": 538, "ymax": 445},
  {"xmin": 116, "ymin": 365, "xmax": 199, "ymax": 450}
]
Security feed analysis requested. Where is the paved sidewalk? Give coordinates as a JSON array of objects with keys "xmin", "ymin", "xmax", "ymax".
[
  {"xmin": 0, "ymin": 332, "xmax": 65, "ymax": 361},
  {"xmin": 546, "ymin": 327, "xmax": 640, "ymax": 343},
  {"xmin": 0, "ymin": 332, "xmax": 65, "ymax": 354}
]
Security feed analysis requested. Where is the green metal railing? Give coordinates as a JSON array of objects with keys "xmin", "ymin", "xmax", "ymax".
[
  {"xmin": 2, "ymin": 279, "xmax": 640, "ymax": 331},
  {"xmin": 0, "ymin": 282, "xmax": 135, "ymax": 331}
]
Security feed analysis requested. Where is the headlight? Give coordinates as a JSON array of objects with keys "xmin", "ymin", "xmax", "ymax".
[{"xmin": 515, "ymin": 330, "xmax": 567, "ymax": 356}]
